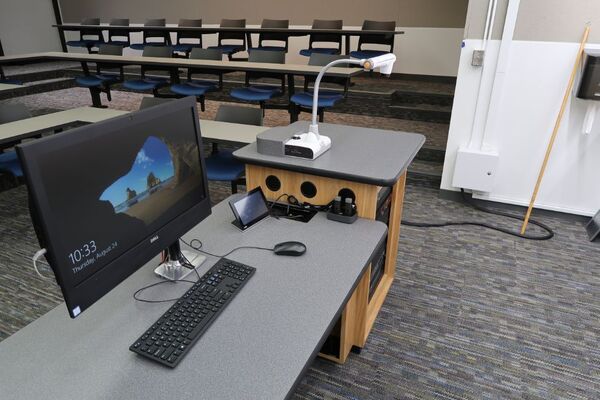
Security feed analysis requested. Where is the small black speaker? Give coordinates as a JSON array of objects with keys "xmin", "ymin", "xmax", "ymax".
[
  {"xmin": 265, "ymin": 175, "xmax": 281, "ymax": 192},
  {"xmin": 300, "ymin": 181, "xmax": 317, "ymax": 198}
]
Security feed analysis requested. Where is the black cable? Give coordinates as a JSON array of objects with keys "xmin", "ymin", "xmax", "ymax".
[
  {"xmin": 268, "ymin": 193, "xmax": 292, "ymax": 219},
  {"xmin": 401, "ymin": 189, "xmax": 554, "ymax": 241},
  {"xmin": 133, "ymin": 279, "xmax": 196, "ymax": 303},
  {"xmin": 133, "ymin": 247, "xmax": 201, "ymax": 304},
  {"xmin": 179, "ymin": 237, "xmax": 274, "ymax": 259}
]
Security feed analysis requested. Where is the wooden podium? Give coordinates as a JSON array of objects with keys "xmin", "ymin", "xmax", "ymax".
[{"xmin": 235, "ymin": 122, "xmax": 424, "ymax": 363}]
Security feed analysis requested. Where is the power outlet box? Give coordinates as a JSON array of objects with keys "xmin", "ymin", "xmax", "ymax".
[
  {"xmin": 452, "ymin": 148, "xmax": 499, "ymax": 192},
  {"xmin": 472, "ymin": 50, "xmax": 485, "ymax": 67}
]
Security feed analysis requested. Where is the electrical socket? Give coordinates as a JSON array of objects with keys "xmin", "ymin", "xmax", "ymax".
[{"xmin": 472, "ymin": 50, "xmax": 485, "ymax": 67}]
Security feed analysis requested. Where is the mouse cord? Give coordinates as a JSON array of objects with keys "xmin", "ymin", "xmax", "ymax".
[{"xmin": 179, "ymin": 238, "xmax": 275, "ymax": 259}]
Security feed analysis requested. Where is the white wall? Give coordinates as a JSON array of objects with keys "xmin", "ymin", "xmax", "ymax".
[
  {"xmin": 63, "ymin": 25, "xmax": 464, "ymax": 77},
  {"xmin": 0, "ymin": 0, "xmax": 61, "ymax": 55},
  {"xmin": 442, "ymin": 39, "xmax": 600, "ymax": 216}
]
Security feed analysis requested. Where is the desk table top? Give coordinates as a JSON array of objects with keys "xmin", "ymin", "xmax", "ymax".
[
  {"xmin": 0, "ymin": 198, "xmax": 386, "ymax": 400},
  {"xmin": 0, "ymin": 107, "xmax": 127, "ymax": 145},
  {"xmin": 234, "ymin": 121, "xmax": 426, "ymax": 186},
  {"xmin": 0, "ymin": 52, "xmax": 362, "ymax": 77},
  {"xmin": 0, "ymin": 83, "xmax": 21, "ymax": 91}
]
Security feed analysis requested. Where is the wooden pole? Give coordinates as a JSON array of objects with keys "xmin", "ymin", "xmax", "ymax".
[{"xmin": 521, "ymin": 25, "xmax": 591, "ymax": 234}]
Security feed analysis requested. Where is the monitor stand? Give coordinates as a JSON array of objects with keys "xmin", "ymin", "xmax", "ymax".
[{"xmin": 154, "ymin": 241, "xmax": 206, "ymax": 281}]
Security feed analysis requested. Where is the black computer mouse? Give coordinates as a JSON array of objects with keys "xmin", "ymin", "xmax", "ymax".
[{"xmin": 273, "ymin": 241, "xmax": 307, "ymax": 256}]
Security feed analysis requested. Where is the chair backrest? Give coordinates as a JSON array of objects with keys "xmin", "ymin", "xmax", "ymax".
[
  {"xmin": 358, "ymin": 20, "xmax": 396, "ymax": 50},
  {"xmin": 246, "ymin": 49, "xmax": 285, "ymax": 86},
  {"xmin": 177, "ymin": 19, "xmax": 203, "ymax": 43},
  {"xmin": 109, "ymin": 18, "xmax": 130, "ymax": 42},
  {"xmin": 190, "ymin": 48, "xmax": 223, "ymax": 60},
  {"xmin": 188, "ymin": 49, "xmax": 224, "ymax": 81},
  {"xmin": 309, "ymin": 19, "xmax": 343, "ymax": 51},
  {"xmin": 305, "ymin": 53, "xmax": 350, "ymax": 91},
  {"xmin": 143, "ymin": 18, "xmax": 167, "ymax": 45},
  {"xmin": 139, "ymin": 97, "xmax": 173, "ymax": 110},
  {"xmin": 98, "ymin": 44, "xmax": 123, "ymax": 56},
  {"xmin": 308, "ymin": 53, "xmax": 348, "ymax": 67},
  {"xmin": 0, "ymin": 103, "xmax": 31, "ymax": 124},
  {"xmin": 142, "ymin": 45, "xmax": 172, "ymax": 58},
  {"xmin": 218, "ymin": 19, "xmax": 246, "ymax": 46},
  {"xmin": 258, "ymin": 19, "xmax": 289, "ymax": 51},
  {"xmin": 248, "ymin": 49, "xmax": 285, "ymax": 64},
  {"xmin": 81, "ymin": 18, "xmax": 101, "ymax": 40},
  {"xmin": 96, "ymin": 44, "xmax": 124, "ymax": 74},
  {"xmin": 215, "ymin": 105, "xmax": 263, "ymax": 126},
  {"xmin": 141, "ymin": 45, "xmax": 173, "ymax": 77}
]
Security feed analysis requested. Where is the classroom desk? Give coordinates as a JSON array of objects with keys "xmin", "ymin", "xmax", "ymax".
[
  {"xmin": 0, "ymin": 106, "xmax": 269, "ymax": 149},
  {"xmin": 235, "ymin": 121, "xmax": 425, "ymax": 363},
  {"xmin": 0, "ymin": 106, "xmax": 127, "ymax": 147},
  {"xmin": 200, "ymin": 119, "xmax": 268, "ymax": 145},
  {"xmin": 54, "ymin": 24, "xmax": 405, "ymax": 55},
  {"xmin": 0, "ymin": 197, "xmax": 387, "ymax": 400},
  {"xmin": 0, "ymin": 52, "xmax": 361, "ymax": 107},
  {"xmin": 0, "ymin": 83, "xmax": 21, "ymax": 91}
]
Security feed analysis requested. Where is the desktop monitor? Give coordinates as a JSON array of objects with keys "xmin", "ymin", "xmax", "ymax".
[{"xmin": 17, "ymin": 96, "xmax": 211, "ymax": 318}]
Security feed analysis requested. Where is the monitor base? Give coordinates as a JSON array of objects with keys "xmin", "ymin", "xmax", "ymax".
[{"xmin": 154, "ymin": 250, "xmax": 206, "ymax": 281}]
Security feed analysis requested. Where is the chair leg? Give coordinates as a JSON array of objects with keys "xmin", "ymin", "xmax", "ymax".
[
  {"xmin": 318, "ymin": 108, "xmax": 325, "ymax": 123},
  {"xmin": 89, "ymin": 87, "xmax": 106, "ymax": 108},
  {"xmin": 231, "ymin": 180, "xmax": 238, "ymax": 194},
  {"xmin": 218, "ymin": 74, "xmax": 224, "ymax": 90},
  {"xmin": 198, "ymin": 96, "xmax": 205, "ymax": 112},
  {"xmin": 260, "ymin": 101, "xmax": 266, "ymax": 117},
  {"xmin": 104, "ymin": 86, "xmax": 112, "ymax": 102},
  {"xmin": 290, "ymin": 104, "xmax": 299, "ymax": 123}
]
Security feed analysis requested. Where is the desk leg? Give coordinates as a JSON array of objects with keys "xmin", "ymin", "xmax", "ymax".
[
  {"xmin": 361, "ymin": 172, "xmax": 406, "ymax": 346},
  {"xmin": 246, "ymin": 33, "xmax": 253, "ymax": 50},
  {"xmin": 169, "ymin": 68, "xmax": 180, "ymax": 84},
  {"xmin": 287, "ymin": 73, "xmax": 298, "ymax": 122},
  {"xmin": 344, "ymin": 35, "xmax": 351, "ymax": 55}
]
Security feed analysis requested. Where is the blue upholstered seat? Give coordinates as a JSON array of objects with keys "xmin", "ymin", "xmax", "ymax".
[
  {"xmin": 230, "ymin": 86, "xmax": 282, "ymax": 102},
  {"xmin": 349, "ymin": 49, "xmax": 390, "ymax": 59},
  {"xmin": 108, "ymin": 40, "xmax": 129, "ymax": 47},
  {"xmin": 75, "ymin": 74, "xmax": 120, "ymax": 87},
  {"xmin": 172, "ymin": 43, "xmax": 204, "ymax": 53},
  {"xmin": 290, "ymin": 91, "xmax": 343, "ymax": 108},
  {"xmin": 207, "ymin": 44, "xmax": 245, "ymax": 55},
  {"xmin": 130, "ymin": 43, "xmax": 170, "ymax": 51},
  {"xmin": 123, "ymin": 77, "xmax": 169, "ymax": 91},
  {"xmin": 170, "ymin": 81, "xmax": 217, "ymax": 97},
  {"xmin": 66, "ymin": 39, "xmax": 103, "ymax": 48},
  {"xmin": 205, "ymin": 150, "xmax": 245, "ymax": 181},
  {"xmin": 0, "ymin": 79, "xmax": 22, "ymax": 85},
  {"xmin": 299, "ymin": 48, "xmax": 340, "ymax": 57},
  {"xmin": 0, "ymin": 151, "xmax": 23, "ymax": 178}
]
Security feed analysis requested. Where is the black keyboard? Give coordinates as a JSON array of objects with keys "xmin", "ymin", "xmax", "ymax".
[{"xmin": 129, "ymin": 258, "xmax": 255, "ymax": 367}]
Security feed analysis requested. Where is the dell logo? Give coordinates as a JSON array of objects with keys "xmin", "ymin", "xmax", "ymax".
[{"xmin": 150, "ymin": 235, "xmax": 159, "ymax": 243}]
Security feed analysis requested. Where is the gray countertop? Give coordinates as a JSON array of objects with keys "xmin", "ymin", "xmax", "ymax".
[
  {"xmin": 0, "ymin": 198, "xmax": 387, "ymax": 400},
  {"xmin": 233, "ymin": 121, "xmax": 426, "ymax": 186}
]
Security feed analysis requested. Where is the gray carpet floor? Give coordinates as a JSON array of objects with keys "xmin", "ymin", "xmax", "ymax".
[{"xmin": 1, "ymin": 181, "xmax": 598, "ymax": 399}]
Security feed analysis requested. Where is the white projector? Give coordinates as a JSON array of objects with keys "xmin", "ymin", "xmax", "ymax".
[
  {"xmin": 284, "ymin": 53, "xmax": 396, "ymax": 160},
  {"xmin": 284, "ymin": 125, "xmax": 331, "ymax": 160}
]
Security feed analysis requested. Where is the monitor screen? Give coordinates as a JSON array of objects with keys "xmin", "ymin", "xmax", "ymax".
[{"xmin": 18, "ymin": 97, "xmax": 212, "ymax": 318}]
